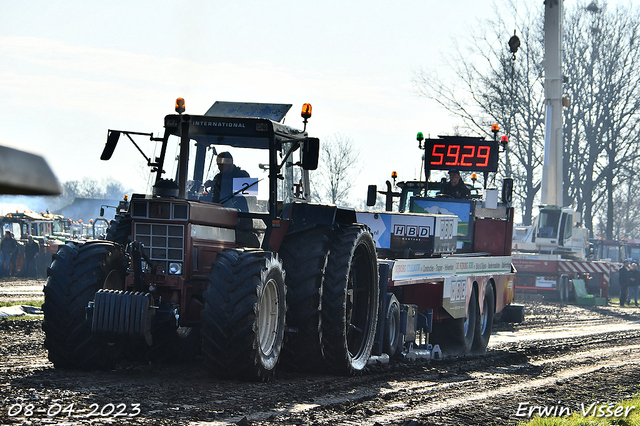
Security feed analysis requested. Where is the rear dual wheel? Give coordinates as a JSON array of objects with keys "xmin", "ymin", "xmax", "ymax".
[
  {"xmin": 322, "ymin": 225, "xmax": 379, "ymax": 374},
  {"xmin": 279, "ymin": 228, "xmax": 330, "ymax": 372}
]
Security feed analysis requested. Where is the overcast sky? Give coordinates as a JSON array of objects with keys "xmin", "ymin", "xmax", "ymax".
[{"xmin": 1, "ymin": 1, "xmax": 542, "ymax": 208}]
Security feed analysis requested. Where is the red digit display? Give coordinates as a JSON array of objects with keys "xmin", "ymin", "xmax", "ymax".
[
  {"xmin": 445, "ymin": 144, "xmax": 460, "ymax": 166},
  {"xmin": 425, "ymin": 137, "xmax": 498, "ymax": 172},
  {"xmin": 431, "ymin": 144, "xmax": 445, "ymax": 165},
  {"xmin": 477, "ymin": 146, "xmax": 490, "ymax": 167},
  {"xmin": 460, "ymin": 145, "xmax": 475, "ymax": 166}
]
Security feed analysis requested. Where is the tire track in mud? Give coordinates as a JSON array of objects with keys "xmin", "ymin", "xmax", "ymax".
[
  {"xmin": 365, "ymin": 344, "xmax": 640, "ymax": 426},
  {"xmin": 2, "ymin": 298, "xmax": 640, "ymax": 425},
  {"xmin": 207, "ymin": 328, "xmax": 640, "ymax": 426}
]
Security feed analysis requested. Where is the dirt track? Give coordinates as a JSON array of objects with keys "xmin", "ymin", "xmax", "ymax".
[{"xmin": 1, "ymin": 278, "xmax": 640, "ymax": 425}]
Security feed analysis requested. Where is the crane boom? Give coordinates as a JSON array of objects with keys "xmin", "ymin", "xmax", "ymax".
[{"xmin": 541, "ymin": 0, "xmax": 564, "ymax": 207}]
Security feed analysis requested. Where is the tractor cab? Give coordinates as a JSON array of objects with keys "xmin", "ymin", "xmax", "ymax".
[
  {"xmin": 101, "ymin": 99, "xmax": 320, "ymax": 252},
  {"xmin": 396, "ymin": 179, "xmax": 483, "ymax": 213}
]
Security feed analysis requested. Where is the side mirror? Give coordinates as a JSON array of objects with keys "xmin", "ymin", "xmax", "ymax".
[
  {"xmin": 101, "ymin": 130, "xmax": 121, "ymax": 161},
  {"xmin": 367, "ymin": 185, "xmax": 377, "ymax": 207},
  {"xmin": 502, "ymin": 178, "xmax": 513, "ymax": 204},
  {"xmin": 100, "ymin": 207, "xmax": 105, "ymax": 217},
  {"xmin": 301, "ymin": 137, "xmax": 320, "ymax": 170}
]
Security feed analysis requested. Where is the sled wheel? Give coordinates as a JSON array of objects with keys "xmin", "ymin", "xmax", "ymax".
[
  {"xmin": 432, "ymin": 287, "xmax": 478, "ymax": 356},
  {"xmin": 43, "ymin": 241, "xmax": 126, "ymax": 369},
  {"xmin": 383, "ymin": 294, "xmax": 402, "ymax": 358},
  {"xmin": 322, "ymin": 225, "xmax": 379, "ymax": 374},
  {"xmin": 472, "ymin": 283, "xmax": 495, "ymax": 353},
  {"xmin": 201, "ymin": 249, "xmax": 286, "ymax": 381}
]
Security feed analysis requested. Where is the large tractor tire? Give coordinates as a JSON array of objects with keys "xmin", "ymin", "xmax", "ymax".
[
  {"xmin": 431, "ymin": 288, "xmax": 478, "ymax": 356},
  {"xmin": 106, "ymin": 214, "xmax": 132, "ymax": 246},
  {"xmin": 279, "ymin": 228, "xmax": 330, "ymax": 372},
  {"xmin": 201, "ymin": 249, "xmax": 286, "ymax": 381},
  {"xmin": 322, "ymin": 225, "xmax": 379, "ymax": 374},
  {"xmin": 42, "ymin": 241, "xmax": 126, "ymax": 370},
  {"xmin": 472, "ymin": 283, "xmax": 495, "ymax": 353}
]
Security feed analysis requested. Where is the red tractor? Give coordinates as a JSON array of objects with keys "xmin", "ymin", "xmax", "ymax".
[{"xmin": 42, "ymin": 100, "xmax": 379, "ymax": 380}]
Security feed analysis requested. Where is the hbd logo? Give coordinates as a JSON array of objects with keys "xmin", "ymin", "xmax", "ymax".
[{"xmin": 393, "ymin": 225, "xmax": 431, "ymax": 238}]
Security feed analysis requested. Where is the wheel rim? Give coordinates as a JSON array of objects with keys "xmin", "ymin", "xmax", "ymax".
[{"xmin": 258, "ymin": 278, "xmax": 279, "ymax": 355}]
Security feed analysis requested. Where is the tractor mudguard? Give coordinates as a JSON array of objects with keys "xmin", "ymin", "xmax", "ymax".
[{"xmin": 287, "ymin": 203, "xmax": 357, "ymax": 234}]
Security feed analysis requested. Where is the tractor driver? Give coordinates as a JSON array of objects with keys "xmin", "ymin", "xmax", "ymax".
[
  {"xmin": 204, "ymin": 152, "xmax": 250, "ymax": 207},
  {"xmin": 440, "ymin": 169, "xmax": 471, "ymax": 199}
]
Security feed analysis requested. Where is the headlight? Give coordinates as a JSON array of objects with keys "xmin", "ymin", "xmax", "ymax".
[{"xmin": 169, "ymin": 262, "xmax": 182, "ymax": 275}]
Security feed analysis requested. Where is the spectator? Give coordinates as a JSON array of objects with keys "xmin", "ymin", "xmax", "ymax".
[
  {"xmin": 619, "ymin": 259, "xmax": 631, "ymax": 307},
  {"xmin": 21, "ymin": 235, "xmax": 40, "ymax": 278},
  {"xmin": 628, "ymin": 262, "xmax": 640, "ymax": 307},
  {"xmin": 9, "ymin": 233, "xmax": 18, "ymax": 276},
  {"xmin": 0, "ymin": 231, "xmax": 18, "ymax": 277}
]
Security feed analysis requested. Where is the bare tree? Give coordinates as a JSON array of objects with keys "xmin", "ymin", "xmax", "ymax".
[
  {"xmin": 414, "ymin": 0, "xmax": 640, "ymax": 238},
  {"xmin": 312, "ymin": 133, "xmax": 361, "ymax": 206},
  {"xmin": 413, "ymin": 1, "xmax": 546, "ymax": 225},
  {"xmin": 564, "ymin": 2, "xmax": 640, "ymax": 237}
]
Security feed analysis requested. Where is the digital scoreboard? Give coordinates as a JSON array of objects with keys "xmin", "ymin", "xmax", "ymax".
[{"xmin": 425, "ymin": 137, "xmax": 499, "ymax": 172}]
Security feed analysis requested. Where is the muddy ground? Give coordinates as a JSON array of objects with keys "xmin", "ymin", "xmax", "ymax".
[{"xmin": 1, "ymin": 278, "xmax": 640, "ymax": 426}]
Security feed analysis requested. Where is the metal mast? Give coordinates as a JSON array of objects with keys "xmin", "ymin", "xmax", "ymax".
[{"xmin": 540, "ymin": 0, "xmax": 564, "ymax": 207}]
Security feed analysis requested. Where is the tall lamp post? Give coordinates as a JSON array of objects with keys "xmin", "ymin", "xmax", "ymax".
[{"xmin": 506, "ymin": 31, "xmax": 520, "ymax": 178}]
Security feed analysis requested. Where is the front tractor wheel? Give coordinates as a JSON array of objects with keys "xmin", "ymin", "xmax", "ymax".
[
  {"xmin": 201, "ymin": 249, "xmax": 286, "ymax": 381},
  {"xmin": 42, "ymin": 241, "xmax": 126, "ymax": 370},
  {"xmin": 322, "ymin": 225, "xmax": 379, "ymax": 374}
]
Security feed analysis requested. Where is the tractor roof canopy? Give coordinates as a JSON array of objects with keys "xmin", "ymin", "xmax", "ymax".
[{"xmin": 164, "ymin": 102, "xmax": 307, "ymax": 150}]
